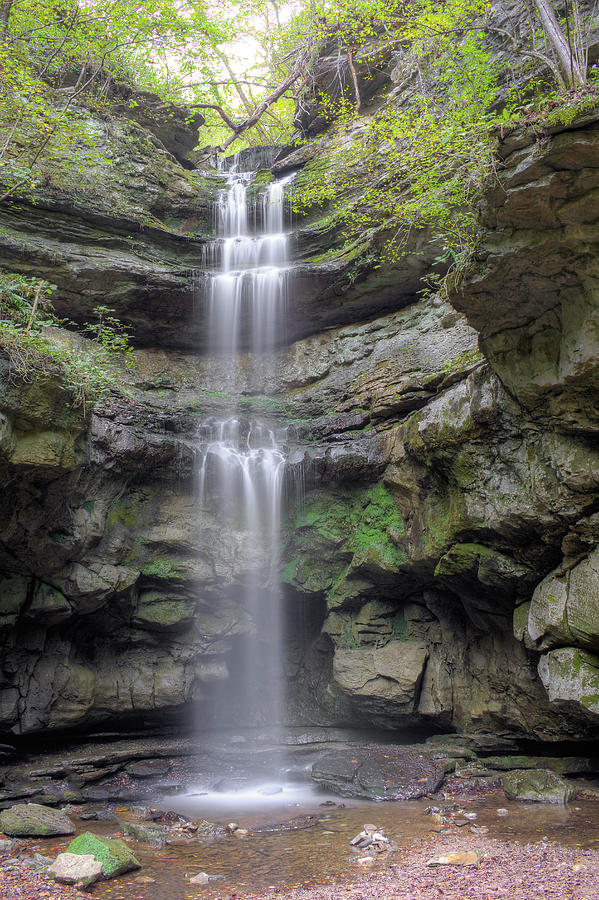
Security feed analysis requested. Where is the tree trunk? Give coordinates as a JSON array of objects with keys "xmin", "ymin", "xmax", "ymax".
[
  {"xmin": 531, "ymin": 0, "xmax": 585, "ymax": 86},
  {"xmin": 0, "ymin": 0, "xmax": 14, "ymax": 37}
]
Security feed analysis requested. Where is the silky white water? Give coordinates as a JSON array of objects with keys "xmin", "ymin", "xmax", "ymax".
[
  {"xmin": 198, "ymin": 166, "xmax": 291, "ymax": 727},
  {"xmin": 208, "ymin": 171, "xmax": 291, "ymax": 355}
]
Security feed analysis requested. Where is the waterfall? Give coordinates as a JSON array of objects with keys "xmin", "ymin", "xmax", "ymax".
[
  {"xmin": 198, "ymin": 167, "xmax": 292, "ymax": 728},
  {"xmin": 208, "ymin": 171, "xmax": 290, "ymax": 355}
]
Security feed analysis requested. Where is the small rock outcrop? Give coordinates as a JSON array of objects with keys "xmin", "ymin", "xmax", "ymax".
[
  {"xmin": 501, "ymin": 769, "xmax": 578, "ymax": 804},
  {"xmin": 48, "ymin": 853, "xmax": 103, "ymax": 889},
  {"xmin": 311, "ymin": 748, "xmax": 444, "ymax": 799}
]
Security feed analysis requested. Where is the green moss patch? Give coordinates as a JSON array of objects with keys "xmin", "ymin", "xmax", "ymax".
[
  {"xmin": 285, "ymin": 482, "xmax": 406, "ymax": 604},
  {"xmin": 67, "ymin": 832, "xmax": 140, "ymax": 878},
  {"xmin": 0, "ymin": 803, "xmax": 75, "ymax": 837}
]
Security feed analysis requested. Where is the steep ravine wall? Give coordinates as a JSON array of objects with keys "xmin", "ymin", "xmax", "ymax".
[{"xmin": 1, "ymin": 91, "xmax": 599, "ymax": 743}]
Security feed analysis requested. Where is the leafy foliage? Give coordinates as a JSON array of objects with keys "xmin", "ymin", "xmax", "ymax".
[
  {"xmin": 287, "ymin": 0, "xmax": 599, "ymax": 273},
  {"xmin": 0, "ymin": 272, "xmax": 134, "ymax": 409}
]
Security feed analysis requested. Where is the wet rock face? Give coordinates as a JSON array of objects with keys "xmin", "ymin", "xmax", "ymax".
[
  {"xmin": 449, "ymin": 116, "xmax": 599, "ymax": 434},
  {"xmin": 311, "ymin": 748, "xmax": 444, "ymax": 799}
]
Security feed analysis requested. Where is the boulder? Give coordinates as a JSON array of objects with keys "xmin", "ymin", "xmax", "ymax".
[
  {"xmin": 311, "ymin": 747, "xmax": 444, "ymax": 800},
  {"xmin": 566, "ymin": 552, "xmax": 599, "ymax": 651},
  {"xmin": 66, "ymin": 832, "xmax": 140, "ymax": 879},
  {"xmin": 527, "ymin": 551, "xmax": 599, "ymax": 654},
  {"xmin": 501, "ymin": 769, "xmax": 577, "ymax": 803},
  {"xmin": 118, "ymin": 820, "xmax": 166, "ymax": 847},
  {"xmin": 333, "ymin": 641, "xmax": 428, "ymax": 713},
  {"xmin": 0, "ymin": 803, "xmax": 75, "ymax": 836},
  {"xmin": 48, "ymin": 852, "xmax": 103, "ymax": 888},
  {"xmin": 538, "ymin": 647, "xmax": 599, "ymax": 715}
]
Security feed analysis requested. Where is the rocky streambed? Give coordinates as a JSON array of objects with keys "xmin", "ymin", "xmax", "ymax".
[{"xmin": 1, "ymin": 730, "xmax": 599, "ymax": 897}]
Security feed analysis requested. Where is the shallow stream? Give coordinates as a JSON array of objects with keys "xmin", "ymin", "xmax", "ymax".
[{"xmin": 29, "ymin": 785, "xmax": 599, "ymax": 900}]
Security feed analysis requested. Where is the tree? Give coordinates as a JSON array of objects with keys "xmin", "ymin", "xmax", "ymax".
[
  {"xmin": 530, "ymin": 0, "xmax": 588, "ymax": 87},
  {"xmin": 0, "ymin": 0, "xmax": 232, "ymax": 200}
]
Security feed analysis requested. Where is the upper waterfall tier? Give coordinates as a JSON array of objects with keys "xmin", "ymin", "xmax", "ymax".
[{"xmin": 206, "ymin": 171, "xmax": 292, "ymax": 356}]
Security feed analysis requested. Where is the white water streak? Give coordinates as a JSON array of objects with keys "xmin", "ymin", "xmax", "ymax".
[{"xmin": 198, "ymin": 169, "xmax": 293, "ymax": 726}]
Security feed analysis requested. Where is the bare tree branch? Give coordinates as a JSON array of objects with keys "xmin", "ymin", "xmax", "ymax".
[
  {"xmin": 186, "ymin": 101, "xmax": 238, "ymax": 130},
  {"xmin": 220, "ymin": 47, "xmax": 312, "ymax": 150}
]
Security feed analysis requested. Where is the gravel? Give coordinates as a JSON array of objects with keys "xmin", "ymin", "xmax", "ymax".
[
  {"xmin": 240, "ymin": 833, "xmax": 599, "ymax": 900},
  {"xmin": 2, "ymin": 832, "xmax": 599, "ymax": 899}
]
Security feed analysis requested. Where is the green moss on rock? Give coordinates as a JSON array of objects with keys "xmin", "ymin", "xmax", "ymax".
[
  {"xmin": 501, "ymin": 769, "xmax": 577, "ymax": 803},
  {"xmin": 67, "ymin": 832, "xmax": 140, "ymax": 878},
  {"xmin": 284, "ymin": 481, "xmax": 406, "ymax": 607},
  {"xmin": 0, "ymin": 803, "xmax": 75, "ymax": 836},
  {"xmin": 142, "ymin": 556, "xmax": 187, "ymax": 580},
  {"xmin": 133, "ymin": 591, "xmax": 195, "ymax": 629}
]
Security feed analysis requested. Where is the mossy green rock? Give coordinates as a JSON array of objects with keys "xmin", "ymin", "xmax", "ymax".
[
  {"xmin": 486, "ymin": 755, "xmax": 599, "ymax": 775},
  {"xmin": 538, "ymin": 646, "xmax": 599, "ymax": 714},
  {"xmin": 66, "ymin": 832, "xmax": 140, "ymax": 878},
  {"xmin": 118, "ymin": 820, "xmax": 166, "ymax": 846},
  {"xmin": 501, "ymin": 769, "xmax": 577, "ymax": 803},
  {"xmin": 0, "ymin": 803, "xmax": 75, "ymax": 836},
  {"xmin": 132, "ymin": 591, "xmax": 195, "ymax": 630}
]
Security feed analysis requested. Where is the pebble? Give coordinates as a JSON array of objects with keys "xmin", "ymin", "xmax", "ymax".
[
  {"xmin": 189, "ymin": 872, "xmax": 210, "ymax": 884},
  {"xmin": 356, "ymin": 856, "xmax": 375, "ymax": 866},
  {"xmin": 497, "ymin": 808, "xmax": 509, "ymax": 816}
]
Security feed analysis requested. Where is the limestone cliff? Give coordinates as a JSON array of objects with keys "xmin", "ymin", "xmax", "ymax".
[{"xmin": 1, "ymin": 45, "xmax": 599, "ymax": 743}]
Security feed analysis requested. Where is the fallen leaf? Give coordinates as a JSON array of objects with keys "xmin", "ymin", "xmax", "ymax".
[{"xmin": 426, "ymin": 851, "xmax": 484, "ymax": 867}]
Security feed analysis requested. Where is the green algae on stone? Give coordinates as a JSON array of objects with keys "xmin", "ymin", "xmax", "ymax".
[
  {"xmin": 297, "ymin": 482, "xmax": 405, "ymax": 564},
  {"xmin": 0, "ymin": 803, "xmax": 75, "ymax": 836},
  {"xmin": 485, "ymin": 755, "xmax": 599, "ymax": 776},
  {"xmin": 538, "ymin": 646, "xmax": 599, "ymax": 714},
  {"xmin": 133, "ymin": 591, "xmax": 195, "ymax": 630},
  {"xmin": 142, "ymin": 556, "xmax": 187, "ymax": 580},
  {"xmin": 118, "ymin": 820, "xmax": 166, "ymax": 846},
  {"xmin": 67, "ymin": 832, "xmax": 140, "ymax": 878},
  {"xmin": 284, "ymin": 482, "xmax": 406, "ymax": 604},
  {"xmin": 501, "ymin": 768, "xmax": 577, "ymax": 803},
  {"xmin": 434, "ymin": 542, "xmax": 494, "ymax": 577}
]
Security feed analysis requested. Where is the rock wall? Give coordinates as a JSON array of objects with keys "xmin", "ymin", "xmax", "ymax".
[{"xmin": 1, "ymin": 61, "xmax": 599, "ymax": 742}]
